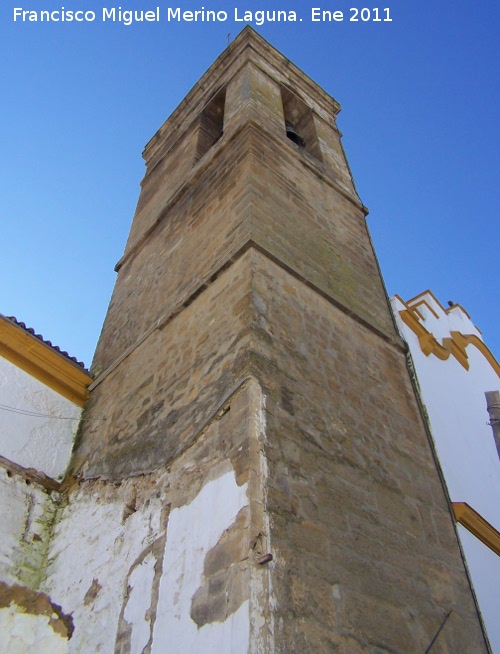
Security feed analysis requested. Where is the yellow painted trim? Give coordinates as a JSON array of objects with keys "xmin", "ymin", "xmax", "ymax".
[
  {"xmin": 447, "ymin": 303, "xmax": 472, "ymax": 321},
  {"xmin": 399, "ymin": 309, "xmax": 470, "ymax": 369},
  {"xmin": 407, "ymin": 289, "xmax": 442, "ymax": 315},
  {"xmin": 410, "ymin": 298, "xmax": 440, "ymax": 320},
  {"xmin": 398, "ymin": 306, "xmax": 500, "ymax": 377},
  {"xmin": 411, "ymin": 306, "xmax": 426, "ymax": 322},
  {"xmin": 0, "ymin": 317, "xmax": 92, "ymax": 407},
  {"xmin": 453, "ymin": 503, "xmax": 500, "ymax": 557},
  {"xmin": 451, "ymin": 332, "xmax": 500, "ymax": 378},
  {"xmin": 406, "ymin": 289, "xmax": 473, "ymax": 321}
]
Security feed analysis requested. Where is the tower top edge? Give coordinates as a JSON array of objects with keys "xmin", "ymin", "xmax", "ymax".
[{"xmin": 143, "ymin": 26, "xmax": 342, "ymax": 160}]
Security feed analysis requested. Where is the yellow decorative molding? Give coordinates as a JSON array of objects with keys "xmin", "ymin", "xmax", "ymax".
[
  {"xmin": 397, "ymin": 305, "xmax": 500, "ymax": 377},
  {"xmin": 0, "ymin": 317, "xmax": 92, "ymax": 407},
  {"xmin": 410, "ymin": 298, "xmax": 440, "ymax": 320},
  {"xmin": 399, "ymin": 309, "xmax": 470, "ymax": 369},
  {"xmin": 452, "ymin": 502, "xmax": 500, "ymax": 557},
  {"xmin": 406, "ymin": 289, "xmax": 472, "ymax": 321},
  {"xmin": 451, "ymin": 332, "xmax": 500, "ymax": 377}
]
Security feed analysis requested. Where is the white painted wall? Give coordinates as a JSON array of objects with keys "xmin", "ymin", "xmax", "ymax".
[
  {"xmin": 42, "ymin": 467, "xmax": 251, "ymax": 654},
  {"xmin": 152, "ymin": 469, "xmax": 249, "ymax": 654},
  {"xmin": 0, "ymin": 470, "xmax": 55, "ymax": 588},
  {"xmin": 0, "ymin": 604, "xmax": 69, "ymax": 654},
  {"xmin": 0, "ymin": 349, "xmax": 257, "ymax": 653},
  {"xmin": 43, "ymin": 482, "xmax": 165, "ymax": 654},
  {"xmin": 0, "ymin": 356, "xmax": 81, "ymax": 479},
  {"xmin": 458, "ymin": 525, "xmax": 500, "ymax": 652},
  {"xmin": 391, "ymin": 294, "xmax": 500, "ymax": 653}
]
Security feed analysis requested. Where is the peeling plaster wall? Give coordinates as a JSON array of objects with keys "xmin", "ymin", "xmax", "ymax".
[
  {"xmin": 0, "ymin": 605, "xmax": 69, "ymax": 654},
  {"xmin": 39, "ymin": 380, "xmax": 268, "ymax": 653},
  {"xmin": 0, "ymin": 356, "xmax": 81, "ymax": 479},
  {"xmin": 152, "ymin": 469, "xmax": 249, "ymax": 654},
  {"xmin": 0, "ymin": 469, "xmax": 57, "ymax": 589},
  {"xmin": 0, "ymin": 355, "xmax": 81, "ymax": 651},
  {"xmin": 42, "ymin": 478, "xmax": 167, "ymax": 653},
  {"xmin": 0, "ymin": 581, "xmax": 73, "ymax": 654},
  {"xmin": 122, "ymin": 552, "xmax": 157, "ymax": 654}
]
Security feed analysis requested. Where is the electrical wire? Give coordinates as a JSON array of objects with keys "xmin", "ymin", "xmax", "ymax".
[{"xmin": 0, "ymin": 403, "xmax": 105, "ymax": 421}]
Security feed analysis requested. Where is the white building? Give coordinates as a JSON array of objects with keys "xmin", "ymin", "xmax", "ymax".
[
  {"xmin": 0, "ymin": 314, "xmax": 92, "ymax": 652},
  {"xmin": 391, "ymin": 291, "xmax": 500, "ymax": 653}
]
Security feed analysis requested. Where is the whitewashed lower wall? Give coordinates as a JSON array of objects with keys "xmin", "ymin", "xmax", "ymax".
[
  {"xmin": 1, "ymin": 379, "xmax": 267, "ymax": 653},
  {"xmin": 0, "ymin": 467, "xmax": 72, "ymax": 653},
  {"xmin": 43, "ymin": 476, "xmax": 166, "ymax": 653},
  {"xmin": 152, "ymin": 470, "xmax": 249, "ymax": 654},
  {"xmin": 42, "ymin": 467, "xmax": 251, "ymax": 653},
  {"xmin": 0, "ymin": 601, "xmax": 70, "ymax": 654},
  {"xmin": 0, "ymin": 468, "xmax": 56, "ymax": 589}
]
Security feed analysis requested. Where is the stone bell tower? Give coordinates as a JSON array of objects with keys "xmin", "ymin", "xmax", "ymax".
[{"xmin": 64, "ymin": 28, "xmax": 488, "ymax": 653}]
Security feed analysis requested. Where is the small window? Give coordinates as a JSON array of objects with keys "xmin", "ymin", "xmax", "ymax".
[
  {"xmin": 281, "ymin": 87, "xmax": 322, "ymax": 162},
  {"xmin": 195, "ymin": 87, "xmax": 226, "ymax": 162}
]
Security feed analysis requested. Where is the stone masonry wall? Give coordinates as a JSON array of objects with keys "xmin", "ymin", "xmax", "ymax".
[
  {"xmin": 72, "ymin": 246, "xmax": 487, "ymax": 652},
  {"xmin": 44, "ymin": 380, "xmax": 273, "ymax": 653},
  {"xmin": 92, "ymin": 35, "xmax": 380, "ymax": 376},
  {"xmin": 247, "ymin": 250, "xmax": 487, "ymax": 653},
  {"xmin": 91, "ymin": 126, "xmax": 253, "ymax": 374},
  {"xmin": 72, "ymin": 251, "xmax": 255, "ymax": 479}
]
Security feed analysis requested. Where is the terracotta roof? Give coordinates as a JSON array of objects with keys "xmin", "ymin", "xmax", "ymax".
[{"xmin": 2, "ymin": 315, "xmax": 88, "ymax": 370}]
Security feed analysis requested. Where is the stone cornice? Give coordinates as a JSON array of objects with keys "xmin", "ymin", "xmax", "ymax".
[
  {"xmin": 117, "ymin": 119, "xmax": 364, "ymax": 273},
  {"xmin": 95, "ymin": 240, "xmax": 405, "ymax": 391}
]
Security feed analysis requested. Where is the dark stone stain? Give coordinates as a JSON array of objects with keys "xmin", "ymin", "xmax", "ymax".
[{"xmin": 0, "ymin": 581, "xmax": 74, "ymax": 639}]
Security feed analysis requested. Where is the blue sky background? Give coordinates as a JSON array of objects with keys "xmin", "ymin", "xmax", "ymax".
[{"xmin": 1, "ymin": 0, "xmax": 499, "ymax": 367}]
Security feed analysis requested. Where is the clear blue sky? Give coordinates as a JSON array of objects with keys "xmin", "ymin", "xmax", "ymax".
[{"xmin": 1, "ymin": 0, "xmax": 499, "ymax": 367}]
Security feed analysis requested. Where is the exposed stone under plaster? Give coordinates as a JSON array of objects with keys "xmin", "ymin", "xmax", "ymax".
[
  {"xmin": 153, "ymin": 468, "xmax": 249, "ymax": 653},
  {"xmin": 36, "ymin": 380, "xmax": 270, "ymax": 653},
  {"xmin": 0, "ymin": 581, "xmax": 73, "ymax": 654}
]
